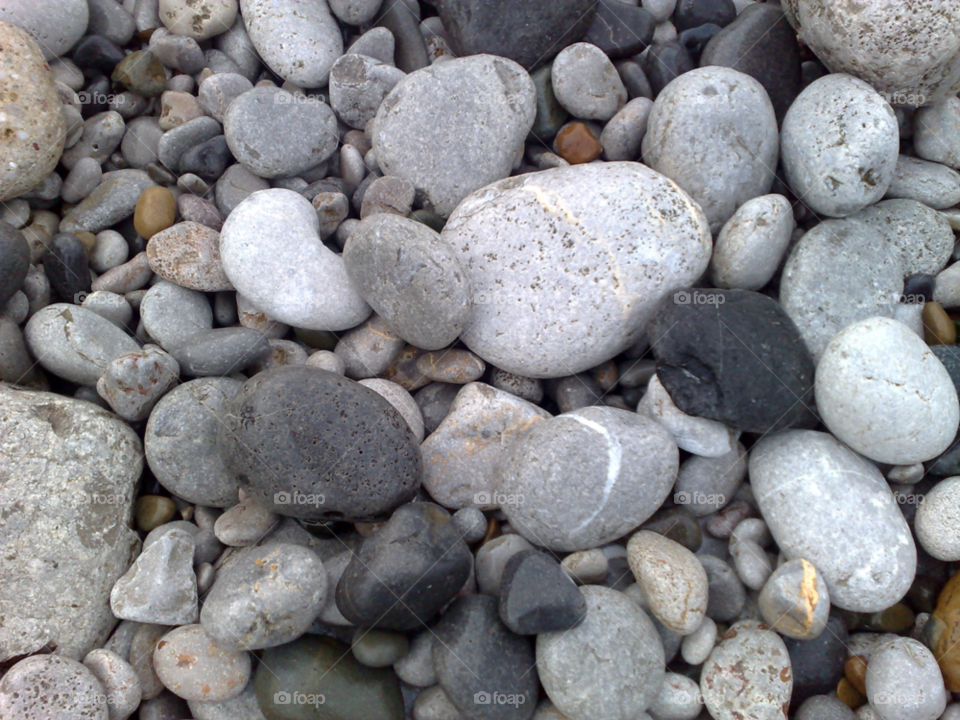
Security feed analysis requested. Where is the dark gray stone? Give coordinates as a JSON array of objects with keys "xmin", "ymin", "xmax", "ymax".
[
  {"xmin": 0, "ymin": 221, "xmax": 30, "ymax": 307},
  {"xmin": 641, "ymin": 41, "xmax": 695, "ymax": 97},
  {"xmin": 168, "ymin": 327, "xmax": 271, "ymax": 377},
  {"xmin": 674, "ymin": 0, "xmax": 736, "ymax": 32},
  {"xmin": 498, "ymin": 550, "xmax": 586, "ymax": 635},
  {"xmin": 43, "ymin": 232, "xmax": 92, "ymax": 304},
  {"xmin": 583, "ymin": 1, "xmax": 655, "ymax": 59},
  {"xmin": 415, "ymin": 382, "xmax": 461, "ymax": 435}
]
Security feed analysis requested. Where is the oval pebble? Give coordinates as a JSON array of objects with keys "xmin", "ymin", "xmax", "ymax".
[{"xmin": 153, "ymin": 624, "xmax": 251, "ymax": 702}]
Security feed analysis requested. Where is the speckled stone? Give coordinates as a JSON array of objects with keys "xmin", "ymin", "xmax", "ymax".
[
  {"xmin": 758, "ymin": 558, "xmax": 830, "ymax": 640},
  {"xmin": 886, "ymin": 155, "xmax": 960, "ymax": 210},
  {"xmin": 915, "ymin": 477, "xmax": 960, "ymax": 561},
  {"xmin": 0, "ymin": 0, "xmax": 88, "ymax": 60},
  {"xmin": 0, "ymin": 23, "xmax": 67, "ymax": 201},
  {"xmin": 97, "ymin": 344, "xmax": 180, "ymax": 421},
  {"xmin": 153, "ymin": 624, "xmax": 250, "ymax": 702},
  {"xmin": 500, "ymin": 407, "xmax": 678, "ymax": 552},
  {"xmin": 865, "ymin": 638, "xmax": 946, "ymax": 720},
  {"xmin": 642, "ymin": 66, "xmax": 777, "ymax": 232},
  {"xmin": 750, "ymin": 430, "xmax": 916, "ymax": 612},
  {"xmin": 147, "ymin": 221, "xmax": 233, "ymax": 292},
  {"xmin": 218, "ymin": 366, "xmax": 421, "ymax": 521},
  {"xmin": 441, "ymin": 162, "xmax": 711, "ymax": 378},
  {"xmin": 816, "ymin": 317, "xmax": 959, "ymax": 465},
  {"xmin": 850, "ymin": 198, "xmax": 954, "ymax": 277},
  {"xmin": 82, "ymin": 648, "xmax": 141, "ymax": 720},
  {"xmin": 0, "ymin": 654, "xmax": 109, "ymax": 720},
  {"xmin": 709, "ymin": 194, "xmax": 795, "ymax": 291},
  {"xmin": 159, "ymin": 0, "xmax": 238, "ymax": 41},
  {"xmin": 329, "ymin": 53, "xmax": 405, "ymax": 130}
]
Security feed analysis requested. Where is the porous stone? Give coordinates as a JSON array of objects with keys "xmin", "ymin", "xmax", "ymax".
[
  {"xmin": 0, "ymin": 655, "xmax": 109, "ymax": 720},
  {"xmin": 886, "ymin": 155, "xmax": 960, "ymax": 209},
  {"xmin": 850, "ymin": 198, "xmax": 954, "ymax": 277},
  {"xmin": 159, "ymin": 0, "xmax": 238, "ymax": 41}
]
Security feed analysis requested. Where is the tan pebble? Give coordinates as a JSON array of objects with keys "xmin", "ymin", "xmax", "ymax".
[
  {"xmin": 134, "ymin": 186, "xmax": 177, "ymax": 240},
  {"xmin": 415, "ymin": 349, "xmax": 486, "ymax": 384},
  {"xmin": 923, "ymin": 301, "xmax": 956, "ymax": 345}
]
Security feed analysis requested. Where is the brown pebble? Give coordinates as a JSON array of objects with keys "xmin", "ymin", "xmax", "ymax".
[
  {"xmin": 836, "ymin": 677, "xmax": 865, "ymax": 709},
  {"xmin": 481, "ymin": 516, "xmax": 501, "ymax": 546},
  {"xmin": 75, "ymin": 231, "xmax": 97, "ymax": 257},
  {"xmin": 861, "ymin": 602, "xmax": 915, "ymax": 633},
  {"xmin": 555, "ymin": 122, "xmax": 602, "ymax": 164},
  {"xmin": 134, "ymin": 186, "xmax": 177, "ymax": 240},
  {"xmin": 923, "ymin": 301, "xmax": 956, "ymax": 345},
  {"xmin": 136, "ymin": 495, "xmax": 177, "ymax": 532},
  {"xmin": 415, "ymin": 349, "xmax": 485, "ymax": 384},
  {"xmin": 930, "ymin": 569, "xmax": 960, "ymax": 691},
  {"xmin": 146, "ymin": 221, "xmax": 233, "ymax": 291},
  {"xmin": 844, "ymin": 655, "xmax": 868, "ymax": 695}
]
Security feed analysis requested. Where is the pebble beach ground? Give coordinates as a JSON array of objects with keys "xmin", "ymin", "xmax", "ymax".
[{"xmin": 2, "ymin": 1, "xmax": 960, "ymax": 719}]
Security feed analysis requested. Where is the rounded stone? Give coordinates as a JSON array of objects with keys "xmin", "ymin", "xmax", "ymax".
[
  {"xmin": 343, "ymin": 214, "xmax": 473, "ymax": 351},
  {"xmin": 224, "ymin": 87, "xmax": 339, "ymax": 179},
  {"xmin": 217, "ymin": 365, "xmax": 421, "ymax": 521},
  {"xmin": 500, "ymin": 406, "xmax": 678, "ymax": 552},
  {"xmin": 551, "ymin": 42, "xmax": 627, "ymax": 122},
  {"xmin": 709, "ymin": 194, "xmax": 795, "ymax": 291},
  {"xmin": 781, "ymin": 73, "xmax": 899, "ymax": 217},
  {"xmin": 329, "ymin": 53, "xmax": 406, "ymax": 130},
  {"xmin": 749, "ymin": 430, "xmax": 916, "ymax": 612},
  {"xmin": 147, "ymin": 221, "xmax": 234, "ymax": 292},
  {"xmin": 0, "ymin": 0, "xmax": 88, "ymax": 60},
  {"xmin": 815, "ymin": 316, "xmax": 959, "ymax": 465},
  {"xmin": 758, "ymin": 558, "xmax": 830, "ymax": 640},
  {"xmin": 200, "ymin": 542, "xmax": 327, "ymax": 650},
  {"xmin": 886, "ymin": 155, "xmax": 960, "ymax": 210},
  {"xmin": 82, "ymin": 649, "xmax": 142, "ymax": 720},
  {"xmin": 153, "ymin": 624, "xmax": 251, "ymax": 702},
  {"xmin": 139, "ymin": 280, "xmax": 214, "ymax": 350},
  {"xmin": 0, "ymin": 654, "xmax": 109, "ymax": 720},
  {"xmin": 642, "ymin": 66, "xmax": 778, "ymax": 233},
  {"xmin": 352, "ymin": 629, "xmax": 410, "ymax": 668},
  {"xmin": 358, "ymin": 378, "xmax": 425, "ymax": 442},
  {"xmin": 0, "ymin": 222, "xmax": 31, "ymax": 308},
  {"xmin": 0, "ymin": 24, "xmax": 67, "ymax": 201},
  {"xmin": 134, "ymin": 186, "xmax": 177, "ymax": 240},
  {"xmin": 441, "ymin": 162, "xmax": 711, "ymax": 378},
  {"xmin": 537, "ymin": 585, "xmax": 665, "ymax": 720},
  {"xmin": 914, "ymin": 476, "xmax": 960, "ymax": 561},
  {"xmin": 159, "ymin": 0, "xmax": 238, "ymax": 41},
  {"xmin": 850, "ymin": 198, "xmax": 955, "ymax": 277},
  {"xmin": 865, "ymin": 638, "xmax": 946, "ymax": 720}
]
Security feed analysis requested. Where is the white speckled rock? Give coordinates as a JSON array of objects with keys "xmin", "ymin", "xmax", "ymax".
[
  {"xmin": 914, "ymin": 98, "xmax": 960, "ymax": 170},
  {"xmin": 627, "ymin": 530, "xmax": 708, "ymax": 635},
  {"xmin": 0, "ymin": 23, "xmax": 67, "ymax": 201},
  {"xmin": 441, "ymin": 162, "xmax": 712, "ymax": 378},
  {"xmin": 709, "ymin": 194, "xmax": 795, "ymax": 291},
  {"xmin": 850, "ymin": 198, "xmax": 954, "ymax": 276},
  {"xmin": 500, "ymin": 407, "xmax": 678, "ymax": 552},
  {"xmin": 537, "ymin": 585, "xmax": 665, "ymax": 720},
  {"xmin": 779, "ymin": 218, "xmax": 903, "ymax": 363},
  {"xmin": 159, "ymin": 0, "xmax": 238, "ymax": 41},
  {"xmin": 885, "ymin": 155, "xmax": 960, "ymax": 210},
  {"xmin": 865, "ymin": 638, "xmax": 946, "ymax": 720},
  {"xmin": 0, "ymin": 0, "xmax": 88, "ymax": 59},
  {"xmin": 220, "ymin": 189, "xmax": 371, "ymax": 331},
  {"xmin": 749, "ymin": 430, "xmax": 917, "ymax": 612},
  {"xmin": 551, "ymin": 42, "xmax": 627, "ymax": 122},
  {"xmin": 24, "ymin": 304, "xmax": 141, "ymax": 386},
  {"xmin": 700, "ymin": 619, "xmax": 792, "ymax": 720},
  {"xmin": 816, "ymin": 317, "xmax": 959, "ymax": 465},
  {"xmin": 0, "ymin": 655, "xmax": 109, "ymax": 720},
  {"xmin": 83, "ymin": 649, "xmax": 142, "ymax": 720},
  {"xmin": 781, "ymin": 73, "xmax": 899, "ymax": 217},
  {"xmin": 915, "ymin": 476, "xmax": 960, "ymax": 561},
  {"xmin": 642, "ymin": 66, "xmax": 778, "ymax": 233},
  {"xmin": 782, "ymin": 0, "xmax": 960, "ymax": 107},
  {"xmin": 239, "ymin": 0, "xmax": 342, "ymax": 87},
  {"xmin": 373, "ymin": 54, "xmax": 536, "ymax": 217}
]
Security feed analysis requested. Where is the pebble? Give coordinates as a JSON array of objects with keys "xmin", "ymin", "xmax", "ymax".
[
  {"xmin": 642, "ymin": 66, "xmax": 777, "ymax": 232},
  {"xmin": 537, "ymin": 585, "xmax": 664, "ymax": 720},
  {"xmin": 641, "ymin": 40, "xmax": 694, "ymax": 96},
  {"xmin": 0, "ymin": 223, "xmax": 30, "ymax": 308},
  {"xmin": 417, "ymin": 349, "xmax": 485, "ymax": 384},
  {"xmin": 140, "ymin": 280, "xmax": 213, "ymax": 350},
  {"xmin": 627, "ymin": 530, "xmax": 708, "ymax": 635},
  {"xmin": 0, "ymin": 655, "xmax": 110, "ymax": 720},
  {"xmin": 97, "ymin": 344, "xmax": 180, "ymax": 421},
  {"xmin": 133, "ymin": 186, "xmax": 176, "ymax": 240},
  {"xmin": 600, "ymin": 98, "xmax": 652, "ymax": 161},
  {"xmin": 336, "ymin": 502, "xmax": 472, "ymax": 629},
  {"xmin": 83, "ymin": 648, "xmax": 142, "ymax": 720},
  {"xmin": 913, "ymin": 476, "xmax": 960, "ymax": 560},
  {"xmin": 110, "ymin": 527, "xmax": 199, "ymax": 625},
  {"xmin": 784, "ymin": 615, "xmax": 848, "ymax": 708},
  {"xmin": 758, "ymin": 558, "xmax": 830, "ymax": 640},
  {"xmin": 112, "ymin": 50, "xmax": 166, "ymax": 98},
  {"xmin": 43, "ymin": 232, "xmax": 91, "ymax": 303},
  {"xmin": 62, "ymin": 111, "xmax": 127, "ymax": 170},
  {"xmin": 700, "ymin": 619, "xmax": 792, "ymax": 720},
  {"xmin": 781, "ymin": 73, "xmax": 899, "ymax": 217},
  {"xmin": 147, "ymin": 221, "xmax": 233, "ymax": 291},
  {"xmin": 709, "ymin": 194, "xmax": 795, "ymax": 290},
  {"xmin": 0, "ymin": 24, "xmax": 67, "ymax": 201},
  {"xmin": 0, "ymin": 0, "xmax": 89, "ymax": 60},
  {"xmin": 780, "ymin": 218, "xmax": 903, "ymax": 362},
  {"xmin": 158, "ymin": 0, "xmax": 238, "ymax": 41},
  {"xmin": 167, "ymin": 327, "xmax": 271, "ymax": 376},
  {"xmin": 674, "ymin": 443, "xmax": 746, "ymax": 516},
  {"xmin": 475, "ymin": 534, "xmax": 534, "ymax": 596},
  {"xmin": 135, "ymin": 495, "xmax": 177, "ymax": 533},
  {"xmin": 852, "ymin": 198, "xmax": 954, "ymax": 276},
  {"xmin": 197, "ymin": 73, "xmax": 252, "ymax": 123},
  {"xmin": 648, "ymin": 673, "xmax": 703, "ymax": 720},
  {"xmin": 551, "ymin": 43, "xmax": 626, "ymax": 122},
  {"xmin": 394, "ymin": 631, "xmax": 437, "ymax": 687},
  {"xmin": 61, "ymin": 169, "xmax": 156, "ymax": 234},
  {"xmin": 443, "ymin": 162, "xmax": 710, "ymax": 377},
  {"xmin": 62, "ymin": 157, "xmax": 104, "ymax": 204},
  {"xmin": 330, "ymin": 53, "xmax": 406, "ymax": 130},
  {"xmin": 241, "ymin": 0, "xmax": 342, "ymax": 86},
  {"xmin": 554, "ymin": 121, "xmax": 602, "ymax": 164},
  {"xmin": 220, "ymin": 189, "xmax": 370, "ymax": 330},
  {"xmin": 213, "ymin": 490, "xmax": 279, "ymax": 546},
  {"xmin": 637, "ymin": 373, "xmax": 738, "ymax": 457},
  {"xmin": 915, "ymin": 99, "xmax": 960, "ymax": 169},
  {"xmin": 815, "ymin": 316, "xmax": 959, "ymax": 465},
  {"xmin": 157, "ymin": 116, "xmax": 222, "ymax": 171},
  {"xmin": 153, "ymin": 624, "xmax": 250, "ymax": 702},
  {"xmin": 334, "ymin": 313, "xmax": 405, "ymax": 378},
  {"xmin": 750, "ymin": 430, "xmax": 916, "ymax": 612},
  {"xmin": 865, "ymin": 638, "xmax": 946, "ymax": 720},
  {"xmin": 681, "ymin": 616, "xmax": 717, "ymax": 665},
  {"xmin": 201, "ymin": 542, "xmax": 326, "ymax": 650},
  {"xmin": 582, "ymin": 1, "xmax": 655, "ymax": 60},
  {"xmin": 436, "ymin": 0, "xmax": 596, "ymax": 70},
  {"xmin": 561, "ymin": 548, "xmax": 609, "ymax": 585},
  {"xmin": 650, "ymin": 288, "xmax": 816, "ymax": 432},
  {"xmin": 886, "ymin": 155, "xmax": 960, "ymax": 209},
  {"xmin": 433, "ymin": 594, "xmax": 538, "ymax": 720},
  {"xmin": 373, "ymin": 54, "xmax": 536, "ymax": 217},
  {"xmin": 224, "ymin": 87, "xmax": 338, "ymax": 179}
]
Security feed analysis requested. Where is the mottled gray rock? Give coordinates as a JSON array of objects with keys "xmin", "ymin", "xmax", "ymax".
[
  {"xmin": 551, "ymin": 42, "xmax": 627, "ymax": 122},
  {"xmin": 330, "ymin": 53, "xmax": 405, "ymax": 130},
  {"xmin": 674, "ymin": 443, "xmax": 746, "ymax": 517},
  {"xmin": 157, "ymin": 116, "xmax": 222, "ymax": 170},
  {"xmin": 627, "ymin": 531, "xmax": 708, "ymax": 635},
  {"xmin": 224, "ymin": 87, "xmax": 339, "ymax": 179},
  {"xmin": 758, "ymin": 558, "xmax": 830, "ymax": 640},
  {"xmin": 121, "ymin": 117, "xmax": 164, "ymax": 169},
  {"xmin": 914, "ymin": 98, "xmax": 960, "ymax": 170},
  {"xmin": 197, "ymin": 73, "xmax": 252, "ymax": 123},
  {"xmin": 0, "ymin": 386, "xmax": 142, "ymax": 662},
  {"xmin": 330, "ymin": 0, "xmax": 383, "ymax": 25},
  {"xmin": 500, "ymin": 406, "xmax": 678, "ymax": 551},
  {"xmin": 213, "ymin": 491, "xmax": 279, "ymax": 547},
  {"xmin": 82, "ymin": 648, "xmax": 142, "ymax": 720},
  {"xmin": 780, "ymin": 218, "xmax": 903, "ymax": 362},
  {"xmin": 24, "ymin": 303, "xmax": 141, "ymax": 386},
  {"xmin": 240, "ymin": 0, "xmax": 342, "ymax": 86},
  {"xmin": 0, "ymin": 0, "xmax": 88, "ymax": 60},
  {"xmin": 60, "ymin": 170, "xmax": 156, "ymax": 234},
  {"xmin": 372, "ymin": 54, "xmax": 536, "ymax": 217},
  {"xmin": 140, "ymin": 281, "xmax": 213, "ymax": 351},
  {"xmin": 750, "ymin": 430, "xmax": 916, "ymax": 612},
  {"xmin": 62, "ymin": 157, "xmax": 104, "ymax": 204},
  {"xmin": 167, "ymin": 327, "xmax": 271, "ymax": 376},
  {"xmin": 97, "ymin": 345, "xmax": 179, "ymax": 421},
  {"xmin": 851, "ymin": 198, "xmax": 954, "ymax": 276},
  {"xmin": 648, "ymin": 673, "xmax": 703, "ymax": 720},
  {"xmin": 62, "ymin": 112, "xmax": 126, "ymax": 170},
  {"xmin": 214, "ymin": 164, "xmax": 269, "ymax": 217},
  {"xmin": 865, "ymin": 638, "xmax": 946, "ymax": 720},
  {"xmin": 537, "ymin": 585, "xmax": 664, "ymax": 720},
  {"xmin": 0, "ymin": 655, "xmax": 109, "ymax": 720},
  {"xmin": 188, "ymin": 679, "xmax": 266, "ymax": 720},
  {"xmin": 781, "ymin": 73, "xmax": 899, "ymax": 217},
  {"xmin": 600, "ymin": 97, "xmax": 652, "ymax": 161},
  {"xmin": 153, "ymin": 624, "xmax": 251, "ymax": 702},
  {"xmin": 886, "ymin": 155, "xmax": 960, "ymax": 209},
  {"xmin": 441, "ymin": 162, "xmax": 711, "ymax": 378},
  {"xmin": 709, "ymin": 194, "xmax": 795, "ymax": 291},
  {"xmin": 220, "ymin": 189, "xmax": 371, "ymax": 331}
]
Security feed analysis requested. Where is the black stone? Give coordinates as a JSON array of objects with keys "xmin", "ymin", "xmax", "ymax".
[
  {"xmin": 498, "ymin": 550, "xmax": 587, "ymax": 635},
  {"xmin": 433, "ymin": 595, "xmax": 538, "ymax": 720},
  {"xmin": 375, "ymin": 0, "xmax": 429, "ymax": 73},
  {"xmin": 925, "ymin": 431, "xmax": 960, "ymax": 478},
  {"xmin": 903, "ymin": 273, "xmax": 935, "ymax": 304},
  {"xmin": 641, "ymin": 41, "xmax": 695, "ymax": 97},
  {"xmin": 335, "ymin": 502, "xmax": 472, "ymax": 631},
  {"xmin": 436, "ymin": 0, "xmax": 598, "ymax": 70},
  {"xmin": 80, "ymin": 75, "xmax": 112, "ymax": 119},
  {"xmin": 649, "ymin": 289, "xmax": 817, "ymax": 433},
  {"xmin": 673, "ymin": 0, "xmax": 737, "ymax": 32},
  {"xmin": 700, "ymin": 4, "xmax": 802, "ymax": 123},
  {"xmin": 640, "ymin": 505, "xmax": 702, "ymax": 552},
  {"xmin": 0, "ymin": 221, "xmax": 30, "ymax": 308},
  {"xmin": 679, "ymin": 23, "xmax": 723, "ymax": 63},
  {"xmin": 43, "ymin": 233, "xmax": 91, "ymax": 304},
  {"xmin": 218, "ymin": 366, "xmax": 422, "ymax": 521},
  {"xmin": 616, "ymin": 59, "xmax": 653, "ymax": 100},
  {"xmin": 72, "ymin": 35, "xmax": 125, "ymax": 75},
  {"xmin": 178, "ymin": 135, "xmax": 231, "ymax": 180},
  {"xmin": 784, "ymin": 615, "xmax": 848, "ymax": 710},
  {"xmin": 414, "ymin": 381, "xmax": 460, "ymax": 435},
  {"xmin": 583, "ymin": 2, "xmax": 655, "ymax": 60}
]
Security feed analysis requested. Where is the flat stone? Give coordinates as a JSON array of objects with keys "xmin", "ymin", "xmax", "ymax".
[
  {"xmin": 60, "ymin": 170, "xmax": 157, "ymax": 234},
  {"xmin": 886, "ymin": 155, "xmax": 960, "ymax": 209}
]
